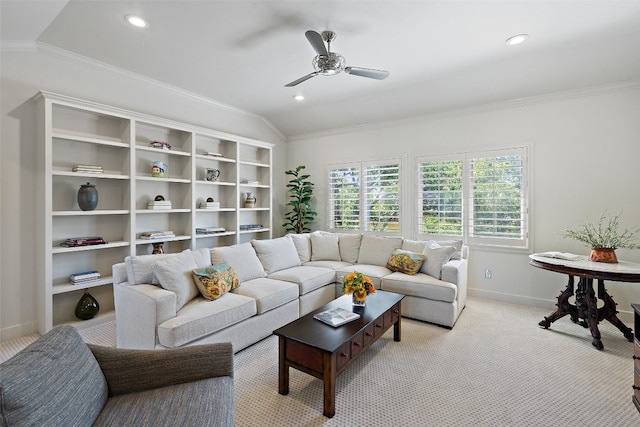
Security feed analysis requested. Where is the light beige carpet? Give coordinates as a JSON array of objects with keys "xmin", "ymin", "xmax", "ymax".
[{"xmin": 2, "ymin": 298, "xmax": 637, "ymax": 426}]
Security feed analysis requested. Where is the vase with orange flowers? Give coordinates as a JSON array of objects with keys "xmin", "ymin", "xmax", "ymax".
[{"xmin": 341, "ymin": 271, "xmax": 375, "ymax": 307}]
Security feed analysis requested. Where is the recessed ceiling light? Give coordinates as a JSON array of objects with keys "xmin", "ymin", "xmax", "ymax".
[
  {"xmin": 293, "ymin": 94, "xmax": 305, "ymax": 101},
  {"xmin": 506, "ymin": 34, "xmax": 529, "ymax": 46},
  {"xmin": 125, "ymin": 15, "xmax": 149, "ymax": 28}
]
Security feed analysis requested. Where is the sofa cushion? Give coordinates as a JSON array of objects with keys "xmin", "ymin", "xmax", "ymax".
[
  {"xmin": 125, "ymin": 250, "xmax": 192, "ymax": 285},
  {"xmin": 421, "ymin": 243, "xmax": 456, "ymax": 279},
  {"xmin": 289, "ymin": 233, "xmax": 311, "ymax": 263},
  {"xmin": 192, "ymin": 262, "xmax": 240, "ymax": 300},
  {"xmin": 210, "ymin": 242, "xmax": 266, "ymax": 282},
  {"xmin": 151, "ymin": 251, "xmax": 200, "ymax": 311},
  {"xmin": 268, "ymin": 266, "xmax": 335, "ymax": 296},
  {"xmin": 157, "ymin": 293, "xmax": 257, "ymax": 348},
  {"xmin": 304, "ymin": 260, "xmax": 353, "ymax": 270},
  {"xmin": 231, "ymin": 278, "xmax": 299, "ymax": 314},
  {"xmin": 401, "ymin": 239, "xmax": 427, "ymax": 253},
  {"xmin": 310, "ymin": 230, "xmax": 341, "ymax": 261},
  {"xmin": 357, "ymin": 234, "xmax": 403, "ymax": 266},
  {"xmin": 386, "ymin": 249, "xmax": 426, "ymax": 275},
  {"xmin": 339, "ymin": 233, "xmax": 362, "ymax": 263},
  {"xmin": 191, "ymin": 247, "xmax": 213, "ymax": 268},
  {"xmin": 0, "ymin": 325, "xmax": 108, "ymax": 427},
  {"xmin": 251, "ymin": 235, "xmax": 301, "ymax": 274},
  {"xmin": 429, "ymin": 239, "xmax": 464, "ymax": 260},
  {"xmin": 93, "ymin": 376, "xmax": 234, "ymax": 427},
  {"xmin": 382, "ymin": 272, "xmax": 458, "ymax": 303}
]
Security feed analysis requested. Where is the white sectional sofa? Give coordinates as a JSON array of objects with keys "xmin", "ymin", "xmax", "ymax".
[{"xmin": 112, "ymin": 232, "xmax": 468, "ymax": 352}]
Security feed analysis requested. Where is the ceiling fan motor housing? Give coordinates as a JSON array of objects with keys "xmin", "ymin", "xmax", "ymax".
[{"xmin": 313, "ymin": 52, "xmax": 346, "ymax": 75}]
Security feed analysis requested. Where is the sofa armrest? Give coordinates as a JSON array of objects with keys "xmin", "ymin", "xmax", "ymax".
[
  {"xmin": 441, "ymin": 259, "xmax": 467, "ymax": 286},
  {"xmin": 89, "ymin": 342, "xmax": 233, "ymax": 397},
  {"xmin": 113, "ymin": 282, "xmax": 177, "ymax": 349}
]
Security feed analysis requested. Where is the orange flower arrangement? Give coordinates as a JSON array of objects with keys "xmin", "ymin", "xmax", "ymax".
[{"xmin": 341, "ymin": 271, "xmax": 375, "ymax": 303}]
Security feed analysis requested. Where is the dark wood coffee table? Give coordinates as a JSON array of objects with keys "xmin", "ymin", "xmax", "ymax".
[{"xmin": 273, "ymin": 290, "xmax": 404, "ymax": 417}]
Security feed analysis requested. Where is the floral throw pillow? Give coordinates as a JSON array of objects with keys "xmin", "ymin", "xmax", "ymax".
[
  {"xmin": 386, "ymin": 249, "xmax": 426, "ymax": 275},
  {"xmin": 192, "ymin": 262, "xmax": 240, "ymax": 301}
]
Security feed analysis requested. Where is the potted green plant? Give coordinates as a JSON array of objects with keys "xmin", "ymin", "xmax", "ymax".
[
  {"xmin": 563, "ymin": 212, "xmax": 638, "ymax": 263},
  {"xmin": 283, "ymin": 165, "xmax": 317, "ymax": 234}
]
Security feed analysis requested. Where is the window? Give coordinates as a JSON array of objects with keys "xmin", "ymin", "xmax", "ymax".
[
  {"xmin": 418, "ymin": 147, "xmax": 528, "ymax": 248},
  {"xmin": 329, "ymin": 160, "xmax": 401, "ymax": 233}
]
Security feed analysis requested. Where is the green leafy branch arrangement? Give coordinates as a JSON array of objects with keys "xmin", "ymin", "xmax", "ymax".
[{"xmin": 563, "ymin": 212, "xmax": 639, "ymax": 250}]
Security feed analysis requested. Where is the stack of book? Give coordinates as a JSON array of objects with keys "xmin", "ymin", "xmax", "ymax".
[
  {"xmin": 199, "ymin": 201, "xmax": 220, "ymax": 209},
  {"xmin": 149, "ymin": 141, "xmax": 171, "ymax": 150},
  {"xmin": 70, "ymin": 270, "xmax": 101, "ymax": 285},
  {"xmin": 196, "ymin": 227, "xmax": 226, "ymax": 234},
  {"xmin": 72, "ymin": 164, "xmax": 103, "ymax": 174},
  {"xmin": 147, "ymin": 199, "xmax": 172, "ymax": 210},
  {"xmin": 61, "ymin": 236, "xmax": 107, "ymax": 247},
  {"xmin": 240, "ymin": 179, "xmax": 260, "ymax": 185},
  {"xmin": 138, "ymin": 231, "xmax": 175, "ymax": 239},
  {"xmin": 240, "ymin": 224, "xmax": 263, "ymax": 231}
]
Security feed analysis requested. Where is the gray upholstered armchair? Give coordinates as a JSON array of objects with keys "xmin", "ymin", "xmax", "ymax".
[{"xmin": 0, "ymin": 325, "xmax": 234, "ymax": 426}]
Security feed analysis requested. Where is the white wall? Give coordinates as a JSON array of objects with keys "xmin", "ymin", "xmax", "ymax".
[
  {"xmin": 287, "ymin": 83, "xmax": 640, "ymax": 322},
  {"xmin": 0, "ymin": 46, "xmax": 287, "ymax": 340}
]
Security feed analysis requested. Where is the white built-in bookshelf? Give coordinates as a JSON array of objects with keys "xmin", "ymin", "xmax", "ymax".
[{"xmin": 35, "ymin": 91, "xmax": 273, "ymax": 333}]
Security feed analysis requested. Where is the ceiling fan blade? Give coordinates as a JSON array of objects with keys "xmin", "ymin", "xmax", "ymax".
[
  {"xmin": 285, "ymin": 72, "xmax": 319, "ymax": 87},
  {"xmin": 345, "ymin": 67, "xmax": 390, "ymax": 80},
  {"xmin": 305, "ymin": 30, "xmax": 328, "ymax": 56}
]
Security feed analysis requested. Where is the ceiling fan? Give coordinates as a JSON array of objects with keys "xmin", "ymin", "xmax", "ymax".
[{"xmin": 285, "ymin": 30, "xmax": 390, "ymax": 87}]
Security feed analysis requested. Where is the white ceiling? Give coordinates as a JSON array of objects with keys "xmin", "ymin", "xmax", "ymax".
[{"xmin": 3, "ymin": 1, "xmax": 640, "ymax": 138}]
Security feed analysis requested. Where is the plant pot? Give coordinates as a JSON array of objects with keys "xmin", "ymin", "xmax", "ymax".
[{"xmin": 589, "ymin": 248, "xmax": 618, "ymax": 263}]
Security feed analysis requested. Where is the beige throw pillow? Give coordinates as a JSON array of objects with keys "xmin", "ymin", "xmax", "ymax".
[{"xmin": 151, "ymin": 251, "xmax": 199, "ymax": 310}]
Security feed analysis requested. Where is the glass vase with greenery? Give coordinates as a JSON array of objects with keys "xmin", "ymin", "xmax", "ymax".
[{"xmin": 283, "ymin": 165, "xmax": 317, "ymax": 234}]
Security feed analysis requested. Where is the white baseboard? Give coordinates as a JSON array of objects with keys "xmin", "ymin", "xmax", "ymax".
[{"xmin": 0, "ymin": 320, "xmax": 38, "ymax": 342}]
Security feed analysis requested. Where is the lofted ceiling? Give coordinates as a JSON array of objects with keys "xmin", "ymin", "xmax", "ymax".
[{"xmin": 2, "ymin": 0, "xmax": 640, "ymax": 138}]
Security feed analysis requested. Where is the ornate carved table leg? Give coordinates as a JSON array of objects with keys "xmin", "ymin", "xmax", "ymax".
[
  {"xmin": 597, "ymin": 279, "xmax": 634, "ymax": 342},
  {"xmin": 583, "ymin": 278, "xmax": 604, "ymax": 350},
  {"xmin": 539, "ymin": 275, "xmax": 576, "ymax": 328}
]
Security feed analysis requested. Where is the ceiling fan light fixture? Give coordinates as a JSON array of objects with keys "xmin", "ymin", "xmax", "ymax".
[
  {"xmin": 125, "ymin": 15, "xmax": 149, "ymax": 28},
  {"xmin": 312, "ymin": 52, "xmax": 346, "ymax": 75},
  {"xmin": 506, "ymin": 34, "xmax": 529, "ymax": 45}
]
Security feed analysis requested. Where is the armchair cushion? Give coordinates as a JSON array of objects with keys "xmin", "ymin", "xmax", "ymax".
[{"xmin": 0, "ymin": 325, "xmax": 108, "ymax": 427}]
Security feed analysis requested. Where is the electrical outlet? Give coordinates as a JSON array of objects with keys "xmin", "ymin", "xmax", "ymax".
[{"xmin": 485, "ymin": 269, "xmax": 492, "ymax": 279}]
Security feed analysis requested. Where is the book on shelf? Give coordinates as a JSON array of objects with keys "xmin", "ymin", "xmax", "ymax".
[
  {"xmin": 72, "ymin": 164, "xmax": 104, "ymax": 173},
  {"xmin": 313, "ymin": 307, "xmax": 360, "ymax": 327},
  {"xmin": 70, "ymin": 270, "xmax": 100, "ymax": 280},
  {"xmin": 199, "ymin": 202, "xmax": 221, "ymax": 209},
  {"xmin": 147, "ymin": 200, "xmax": 172, "ymax": 209},
  {"xmin": 196, "ymin": 227, "xmax": 226, "ymax": 234},
  {"xmin": 61, "ymin": 237, "xmax": 107, "ymax": 247},
  {"xmin": 240, "ymin": 224, "xmax": 263, "ymax": 230},
  {"xmin": 536, "ymin": 251, "xmax": 583, "ymax": 261},
  {"xmin": 70, "ymin": 277, "xmax": 102, "ymax": 285},
  {"xmin": 138, "ymin": 231, "xmax": 175, "ymax": 239},
  {"xmin": 241, "ymin": 179, "xmax": 260, "ymax": 185}
]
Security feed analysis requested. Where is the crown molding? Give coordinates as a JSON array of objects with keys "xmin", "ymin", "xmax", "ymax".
[
  {"xmin": 0, "ymin": 40, "xmax": 38, "ymax": 52},
  {"xmin": 5, "ymin": 40, "xmax": 286, "ymax": 140},
  {"xmin": 286, "ymin": 79, "xmax": 640, "ymax": 142}
]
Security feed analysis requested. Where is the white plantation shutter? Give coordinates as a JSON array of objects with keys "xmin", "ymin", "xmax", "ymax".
[
  {"xmin": 363, "ymin": 161, "xmax": 401, "ymax": 233},
  {"xmin": 468, "ymin": 149, "xmax": 527, "ymax": 246},
  {"xmin": 328, "ymin": 165, "xmax": 360, "ymax": 230},
  {"xmin": 417, "ymin": 147, "xmax": 528, "ymax": 249},
  {"xmin": 417, "ymin": 157, "xmax": 463, "ymax": 236}
]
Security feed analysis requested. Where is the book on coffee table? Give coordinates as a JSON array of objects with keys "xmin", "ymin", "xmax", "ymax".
[{"xmin": 313, "ymin": 307, "xmax": 360, "ymax": 327}]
